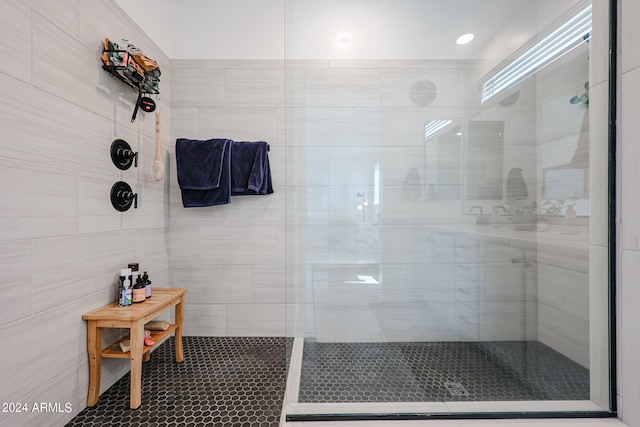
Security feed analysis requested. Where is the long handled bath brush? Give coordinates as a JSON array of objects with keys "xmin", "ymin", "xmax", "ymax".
[{"xmin": 151, "ymin": 111, "xmax": 164, "ymax": 181}]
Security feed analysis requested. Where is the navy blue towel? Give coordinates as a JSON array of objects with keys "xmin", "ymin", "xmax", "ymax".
[
  {"xmin": 176, "ymin": 138, "xmax": 232, "ymax": 207},
  {"xmin": 230, "ymin": 141, "xmax": 274, "ymax": 195}
]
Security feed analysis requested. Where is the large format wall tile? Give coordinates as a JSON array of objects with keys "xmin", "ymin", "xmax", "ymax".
[
  {"xmin": 621, "ymin": 2, "xmax": 640, "ymax": 72},
  {"xmin": 178, "ymin": 265, "xmax": 253, "ymax": 304},
  {"xmin": 171, "ymin": 67, "xmax": 226, "ymax": 108},
  {"xmin": 252, "ymin": 264, "xmax": 286, "ymax": 303},
  {"xmin": 286, "ymin": 303, "xmax": 316, "ymax": 337},
  {"xmin": 226, "ymin": 303, "xmax": 286, "ymax": 336},
  {"xmin": 198, "ymin": 224, "xmax": 280, "ymax": 265},
  {"xmin": 379, "ymin": 110, "xmax": 434, "ymax": 147},
  {"xmin": 303, "ymin": 68, "xmax": 381, "ymax": 108},
  {"xmin": 0, "ymin": 2, "xmax": 172, "ymax": 424},
  {"xmin": 78, "ymin": 172, "xmax": 123, "ymax": 233},
  {"xmin": 122, "ymin": 181, "xmax": 169, "ymax": 231},
  {"xmin": 620, "ymin": 67, "xmax": 640, "ymax": 250},
  {"xmin": 588, "ymin": 81, "xmax": 610, "ymax": 248},
  {"xmin": 32, "ymin": 231, "xmax": 136, "ymax": 312},
  {"xmin": 226, "ymin": 67, "xmax": 285, "ymax": 107},
  {"xmin": 0, "ymin": 365, "xmax": 79, "ymax": 427},
  {"xmin": 285, "ymin": 146, "xmax": 330, "ymax": 186},
  {"xmin": 134, "ymin": 228, "xmax": 170, "ymax": 285},
  {"xmin": 198, "ymin": 108, "xmax": 278, "ymax": 142},
  {"xmin": 171, "ymin": 107, "xmax": 199, "ymax": 140},
  {"xmin": 172, "ymin": 191, "xmax": 284, "ymax": 227},
  {"xmin": 0, "ymin": 158, "xmax": 78, "ymax": 241},
  {"xmin": 182, "ymin": 303, "xmax": 227, "ymax": 336},
  {"xmin": 381, "ymin": 68, "xmax": 462, "ymax": 108},
  {"xmin": 0, "ymin": 0, "xmax": 31, "ymax": 84},
  {"xmin": 371, "ymin": 302, "xmax": 461, "ymax": 341},
  {"xmin": 0, "ymin": 241, "xmax": 32, "ymax": 327},
  {"xmin": 0, "ymin": 73, "xmax": 114, "ymax": 174},
  {"xmin": 620, "ymin": 249, "xmax": 640, "ymax": 427},
  {"xmin": 27, "ymin": 0, "xmax": 78, "ymax": 38},
  {"xmin": 293, "ymin": 107, "xmax": 358, "ymax": 147},
  {"xmin": 0, "ymin": 296, "xmax": 89, "ymax": 405},
  {"xmin": 32, "ymin": 14, "xmax": 114, "ymax": 117},
  {"xmin": 314, "ymin": 304, "xmax": 384, "ymax": 342}
]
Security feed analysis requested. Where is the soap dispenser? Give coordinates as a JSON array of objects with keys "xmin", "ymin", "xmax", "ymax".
[
  {"xmin": 132, "ymin": 274, "xmax": 146, "ymax": 303},
  {"xmin": 142, "ymin": 271, "xmax": 152, "ymax": 298}
]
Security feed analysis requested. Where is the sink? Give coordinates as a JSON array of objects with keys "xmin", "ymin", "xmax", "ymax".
[{"xmin": 475, "ymin": 214, "xmax": 491, "ymax": 225}]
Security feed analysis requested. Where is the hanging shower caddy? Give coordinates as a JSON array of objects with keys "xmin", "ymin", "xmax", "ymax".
[{"xmin": 101, "ymin": 38, "xmax": 161, "ymax": 122}]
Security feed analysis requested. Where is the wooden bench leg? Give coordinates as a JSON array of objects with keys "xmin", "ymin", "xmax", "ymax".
[
  {"xmin": 174, "ymin": 295, "xmax": 185, "ymax": 363},
  {"xmin": 86, "ymin": 320, "xmax": 102, "ymax": 407},
  {"xmin": 129, "ymin": 320, "xmax": 145, "ymax": 409}
]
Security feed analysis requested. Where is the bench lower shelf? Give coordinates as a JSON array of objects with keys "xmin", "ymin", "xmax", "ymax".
[{"xmin": 101, "ymin": 324, "xmax": 178, "ymax": 359}]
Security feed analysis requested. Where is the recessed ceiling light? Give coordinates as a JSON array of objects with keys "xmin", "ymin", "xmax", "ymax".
[{"xmin": 456, "ymin": 33, "xmax": 475, "ymax": 45}]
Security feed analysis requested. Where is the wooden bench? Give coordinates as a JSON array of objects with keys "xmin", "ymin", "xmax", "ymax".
[{"xmin": 82, "ymin": 287, "xmax": 187, "ymax": 409}]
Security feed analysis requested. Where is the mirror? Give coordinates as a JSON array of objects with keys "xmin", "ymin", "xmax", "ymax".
[
  {"xmin": 424, "ymin": 124, "xmax": 462, "ymax": 200},
  {"xmin": 465, "ymin": 121, "xmax": 505, "ymax": 200}
]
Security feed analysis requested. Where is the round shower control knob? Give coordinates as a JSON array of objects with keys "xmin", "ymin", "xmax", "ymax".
[{"xmin": 110, "ymin": 181, "xmax": 138, "ymax": 211}]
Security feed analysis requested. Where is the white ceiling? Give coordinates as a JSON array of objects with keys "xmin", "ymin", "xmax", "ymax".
[{"xmin": 115, "ymin": 0, "xmax": 585, "ymax": 60}]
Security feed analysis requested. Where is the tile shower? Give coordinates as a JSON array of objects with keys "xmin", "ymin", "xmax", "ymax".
[
  {"xmin": 108, "ymin": 0, "xmax": 612, "ymax": 422},
  {"xmin": 278, "ymin": 0, "xmax": 612, "ymax": 420},
  {"xmin": 0, "ymin": 0, "xmax": 619, "ymax": 425}
]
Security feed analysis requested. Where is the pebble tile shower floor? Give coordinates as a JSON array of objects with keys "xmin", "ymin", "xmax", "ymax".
[
  {"xmin": 298, "ymin": 341, "xmax": 589, "ymax": 403},
  {"xmin": 66, "ymin": 337, "xmax": 289, "ymax": 427}
]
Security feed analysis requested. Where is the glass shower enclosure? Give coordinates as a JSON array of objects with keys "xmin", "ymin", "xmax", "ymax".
[{"xmin": 283, "ymin": 0, "xmax": 613, "ymax": 420}]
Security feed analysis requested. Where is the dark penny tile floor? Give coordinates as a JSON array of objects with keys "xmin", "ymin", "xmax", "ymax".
[
  {"xmin": 298, "ymin": 340, "xmax": 589, "ymax": 403},
  {"xmin": 66, "ymin": 337, "xmax": 290, "ymax": 427},
  {"xmin": 66, "ymin": 337, "xmax": 589, "ymax": 426}
]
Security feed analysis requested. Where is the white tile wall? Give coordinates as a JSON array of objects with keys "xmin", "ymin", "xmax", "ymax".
[
  {"xmin": 27, "ymin": 0, "xmax": 79, "ymax": 38},
  {"xmin": 619, "ymin": 67, "xmax": 640, "ymax": 250},
  {"xmin": 588, "ymin": 73, "xmax": 611, "ymax": 246},
  {"xmin": 170, "ymin": 67, "xmax": 226, "ymax": 108},
  {"xmin": 620, "ymin": 2, "xmax": 640, "ymax": 425},
  {"xmin": 226, "ymin": 303, "xmax": 286, "ymax": 336},
  {"xmin": 0, "ymin": 241, "xmax": 32, "ymax": 326},
  {"xmin": 226, "ymin": 67, "xmax": 285, "ymax": 107},
  {"xmin": 198, "ymin": 107, "xmax": 279, "ymax": 143},
  {"xmin": 169, "ymin": 59, "xmax": 287, "ymax": 337},
  {"xmin": 0, "ymin": 1, "xmax": 171, "ymax": 425},
  {"xmin": 0, "ymin": 0, "xmax": 31, "ymax": 84}
]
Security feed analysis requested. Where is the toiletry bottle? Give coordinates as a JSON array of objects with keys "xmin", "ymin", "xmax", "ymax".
[
  {"xmin": 118, "ymin": 275, "xmax": 126, "ymax": 305},
  {"xmin": 142, "ymin": 271, "xmax": 152, "ymax": 298},
  {"xmin": 132, "ymin": 274, "xmax": 146, "ymax": 303},
  {"xmin": 119, "ymin": 268, "xmax": 130, "ymax": 306},
  {"xmin": 125, "ymin": 268, "xmax": 133, "ymax": 289},
  {"xmin": 123, "ymin": 281, "xmax": 132, "ymax": 306}
]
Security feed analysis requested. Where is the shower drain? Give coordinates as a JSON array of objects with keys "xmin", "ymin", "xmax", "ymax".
[{"xmin": 444, "ymin": 382, "xmax": 470, "ymax": 397}]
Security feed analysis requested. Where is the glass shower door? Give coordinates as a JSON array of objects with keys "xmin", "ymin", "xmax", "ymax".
[{"xmin": 284, "ymin": 0, "xmax": 613, "ymax": 420}]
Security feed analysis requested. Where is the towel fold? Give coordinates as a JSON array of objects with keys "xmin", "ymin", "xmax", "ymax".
[
  {"xmin": 176, "ymin": 138, "xmax": 232, "ymax": 207},
  {"xmin": 230, "ymin": 141, "xmax": 274, "ymax": 195},
  {"xmin": 145, "ymin": 320, "xmax": 170, "ymax": 331}
]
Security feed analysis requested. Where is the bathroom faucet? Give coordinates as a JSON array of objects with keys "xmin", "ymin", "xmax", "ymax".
[
  {"xmin": 493, "ymin": 205, "xmax": 506, "ymax": 214},
  {"xmin": 470, "ymin": 206, "xmax": 483, "ymax": 215}
]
